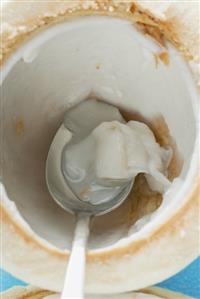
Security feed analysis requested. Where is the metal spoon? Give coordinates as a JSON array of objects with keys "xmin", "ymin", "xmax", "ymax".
[{"xmin": 46, "ymin": 100, "xmax": 133, "ymax": 299}]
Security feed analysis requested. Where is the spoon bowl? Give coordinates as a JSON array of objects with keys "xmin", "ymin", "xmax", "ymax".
[{"xmin": 46, "ymin": 100, "xmax": 133, "ymax": 217}]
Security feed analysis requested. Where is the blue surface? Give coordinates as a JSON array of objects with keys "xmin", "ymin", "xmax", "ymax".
[
  {"xmin": 158, "ymin": 257, "xmax": 200, "ymax": 298},
  {"xmin": 1, "ymin": 257, "xmax": 200, "ymax": 298}
]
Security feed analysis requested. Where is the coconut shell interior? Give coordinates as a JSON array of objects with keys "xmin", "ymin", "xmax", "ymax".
[{"xmin": 0, "ymin": 16, "xmax": 198, "ymax": 252}]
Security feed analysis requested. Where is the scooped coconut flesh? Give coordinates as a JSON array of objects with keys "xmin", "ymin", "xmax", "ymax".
[{"xmin": 61, "ymin": 99, "xmax": 171, "ymax": 206}]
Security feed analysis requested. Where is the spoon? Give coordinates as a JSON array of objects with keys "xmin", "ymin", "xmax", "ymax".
[{"xmin": 46, "ymin": 100, "xmax": 133, "ymax": 299}]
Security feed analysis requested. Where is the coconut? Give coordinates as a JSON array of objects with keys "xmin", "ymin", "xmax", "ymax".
[
  {"xmin": 0, "ymin": 0, "xmax": 199, "ymax": 296},
  {"xmin": 1, "ymin": 285, "xmax": 193, "ymax": 299}
]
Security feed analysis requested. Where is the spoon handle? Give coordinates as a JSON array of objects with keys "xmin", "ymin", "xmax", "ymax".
[{"xmin": 61, "ymin": 213, "xmax": 90, "ymax": 299}]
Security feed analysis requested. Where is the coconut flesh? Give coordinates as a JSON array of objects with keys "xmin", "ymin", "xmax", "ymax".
[
  {"xmin": 50, "ymin": 99, "xmax": 172, "ymax": 210},
  {"xmin": 0, "ymin": 16, "xmax": 199, "ymax": 252}
]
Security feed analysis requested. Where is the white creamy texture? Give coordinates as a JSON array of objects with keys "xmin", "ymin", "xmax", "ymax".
[
  {"xmin": 93, "ymin": 121, "xmax": 171, "ymax": 190},
  {"xmin": 62, "ymin": 100, "xmax": 171, "ymax": 205}
]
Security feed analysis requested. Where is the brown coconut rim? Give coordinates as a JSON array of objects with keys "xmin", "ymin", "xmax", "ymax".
[
  {"xmin": 1, "ymin": 286, "xmax": 193, "ymax": 299},
  {"xmin": 1, "ymin": 1, "xmax": 199, "ymax": 64}
]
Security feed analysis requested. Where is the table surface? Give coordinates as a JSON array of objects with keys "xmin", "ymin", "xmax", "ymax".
[{"xmin": 1, "ymin": 257, "xmax": 200, "ymax": 298}]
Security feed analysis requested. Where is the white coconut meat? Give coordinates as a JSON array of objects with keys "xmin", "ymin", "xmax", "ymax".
[
  {"xmin": 0, "ymin": 16, "xmax": 199, "ymax": 255},
  {"xmin": 46, "ymin": 99, "xmax": 140, "ymax": 214},
  {"xmin": 60, "ymin": 99, "xmax": 172, "ymax": 206}
]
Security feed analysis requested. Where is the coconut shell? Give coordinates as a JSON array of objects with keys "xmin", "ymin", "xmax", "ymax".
[
  {"xmin": 1, "ymin": 285, "xmax": 193, "ymax": 299},
  {"xmin": 0, "ymin": 0, "xmax": 199, "ymax": 295}
]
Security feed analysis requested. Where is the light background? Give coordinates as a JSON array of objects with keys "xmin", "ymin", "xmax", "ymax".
[{"xmin": 1, "ymin": 257, "xmax": 200, "ymax": 298}]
